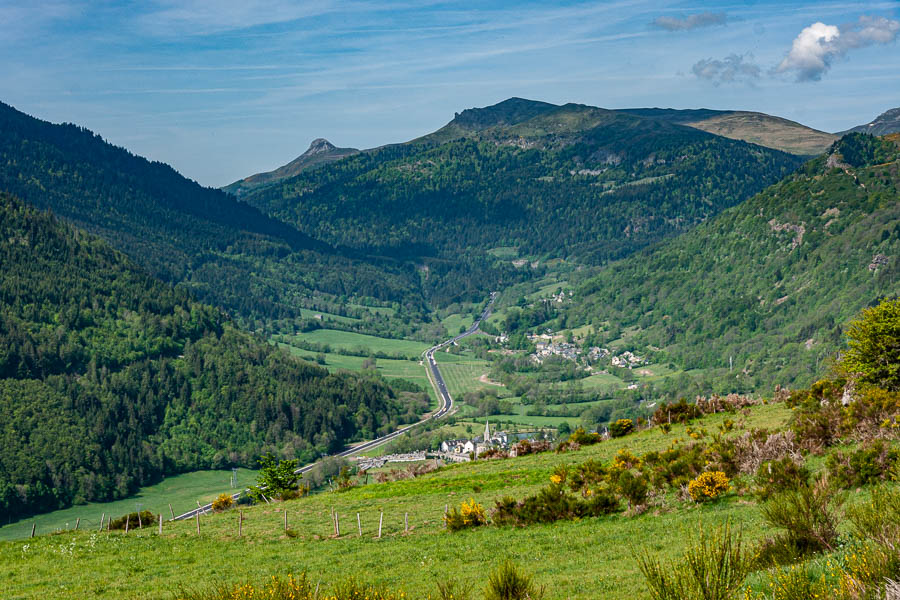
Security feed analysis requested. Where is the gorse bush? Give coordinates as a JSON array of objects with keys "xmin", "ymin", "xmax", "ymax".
[
  {"xmin": 760, "ymin": 476, "xmax": 845, "ymax": 557},
  {"xmin": 609, "ymin": 418, "xmax": 634, "ymax": 438},
  {"xmin": 109, "ymin": 510, "xmax": 156, "ymax": 530},
  {"xmin": 687, "ymin": 471, "xmax": 730, "ymax": 502},
  {"xmin": 175, "ymin": 573, "xmax": 406, "ymax": 600},
  {"xmin": 484, "ymin": 561, "xmax": 544, "ymax": 600},
  {"xmin": 211, "ymin": 493, "xmax": 233, "ymax": 512},
  {"xmin": 635, "ymin": 520, "xmax": 749, "ymax": 600},
  {"xmin": 444, "ymin": 498, "xmax": 487, "ymax": 532},
  {"xmin": 827, "ymin": 440, "xmax": 900, "ymax": 488},
  {"xmin": 754, "ymin": 457, "xmax": 809, "ymax": 501},
  {"xmin": 847, "ymin": 485, "xmax": 900, "ymax": 551}
]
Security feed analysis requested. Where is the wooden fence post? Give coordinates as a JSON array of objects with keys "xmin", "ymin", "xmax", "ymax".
[
  {"xmin": 125, "ymin": 515, "xmax": 129, "ymax": 534},
  {"xmin": 169, "ymin": 504, "xmax": 175, "ymax": 520},
  {"xmin": 137, "ymin": 511, "xmax": 142, "ymax": 529},
  {"xmin": 158, "ymin": 514, "xmax": 163, "ymax": 535},
  {"xmin": 404, "ymin": 513, "xmax": 408, "ymax": 533},
  {"xmin": 195, "ymin": 512, "xmax": 200, "ymax": 536},
  {"xmin": 239, "ymin": 510, "xmax": 243, "ymax": 537},
  {"xmin": 377, "ymin": 511, "xmax": 383, "ymax": 539},
  {"xmin": 335, "ymin": 512, "xmax": 340, "ymax": 536},
  {"xmin": 74, "ymin": 518, "xmax": 80, "ymax": 531},
  {"xmin": 357, "ymin": 513, "xmax": 361, "ymax": 537},
  {"xmin": 99, "ymin": 513, "xmax": 105, "ymax": 531},
  {"xmin": 284, "ymin": 509, "xmax": 288, "ymax": 531},
  {"xmin": 30, "ymin": 523, "xmax": 35, "ymax": 538}
]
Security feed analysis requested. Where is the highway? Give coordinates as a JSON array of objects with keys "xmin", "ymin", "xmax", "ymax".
[{"xmin": 174, "ymin": 292, "xmax": 497, "ymax": 521}]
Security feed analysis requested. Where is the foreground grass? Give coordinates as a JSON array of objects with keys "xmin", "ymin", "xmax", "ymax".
[{"xmin": 1, "ymin": 405, "xmax": 794, "ymax": 599}]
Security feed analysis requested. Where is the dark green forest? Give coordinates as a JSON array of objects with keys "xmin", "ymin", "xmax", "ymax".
[
  {"xmin": 567, "ymin": 133, "xmax": 900, "ymax": 391},
  {"xmin": 0, "ymin": 194, "xmax": 423, "ymax": 520},
  {"xmin": 245, "ymin": 100, "xmax": 803, "ymax": 283},
  {"xmin": 0, "ymin": 101, "xmax": 430, "ymax": 329}
]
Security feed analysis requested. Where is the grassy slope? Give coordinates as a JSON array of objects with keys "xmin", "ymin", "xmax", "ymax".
[
  {"xmin": 0, "ymin": 469, "xmax": 256, "ymax": 542},
  {"xmin": 1, "ymin": 405, "xmax": 796, "ymax": 599}
]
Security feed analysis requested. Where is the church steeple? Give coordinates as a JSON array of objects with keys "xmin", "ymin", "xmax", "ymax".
[{"xmin": 484, "ymin": 419, "xmax": 491, "ymax": 441}]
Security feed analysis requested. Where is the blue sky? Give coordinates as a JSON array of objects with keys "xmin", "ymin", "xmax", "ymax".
[{"xmin": 2, "ymin": 1, "xmax": 898, "ymax": 186}]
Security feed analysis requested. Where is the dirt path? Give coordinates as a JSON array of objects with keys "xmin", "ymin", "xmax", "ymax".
[{"xmin": 478, "ymin": 373, "xmax": 504, "ymax": 386}]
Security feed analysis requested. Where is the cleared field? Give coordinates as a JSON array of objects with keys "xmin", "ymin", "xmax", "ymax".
[
  {"xmin": 287, "ymin": 330, "xmax": 431, "ymax": 356},
  {"xmin": 434, "ymin": 357, "xmax": 494, "ymax": 400},
  {"xmin": 0, "ymin": 405, "xmax": 796, "ymax": 599},
  {"xmin": 279, "ymin": 345, "xmax": 437, "ymax": 408},
  {"xmin": 486, "ymin": 246, "xmax": 518, "ymax": 259},
  {"xmin": 440, "ymin": 313, "xmax": 474, "ymax": 335},
  {"xmin": 297, "ymin": 307, "xmax": 359, "ymax": 324},
  {"xmin": 0, "ymin": 468, "xmax": 256, "ymax": 541}
]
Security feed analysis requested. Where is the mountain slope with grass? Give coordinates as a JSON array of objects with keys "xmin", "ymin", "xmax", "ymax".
[
  {"xmin": 568, "ymin": 133, "xmax": 900, "ymax": 392},
  {"xmin": 619, "ymin": 108, "xmax": 838, "ymax": 156},
  {"xmin": 242, "ymin": 99, "xmax": 803, "ymax": 307},
  {"xmin": 0, "ymin": 193, "xmax": 422, "ymax": 521}
]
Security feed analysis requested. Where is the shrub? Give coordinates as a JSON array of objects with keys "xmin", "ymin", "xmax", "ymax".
[
  {"xmin": 568, "ymin": 427, "xmax": 603, "ymax": 445},
  {"xmin": 847, "ymin": 485, "xmax": 900, "ymax": 550},
  {"xmin": 635, "ymin": 520, "xmax": 749, "ymax": 600},
  {"xmin": 732, "ymin": 429, "xmax": 802, "ymax": 474},
  {"xmin": 760, "ymin": 476, "xmax": 845, "ymax": 556},
  {"xmin": 609, "ymin": 418, "xmax": 634, "ymax": 438},
  {"xmin": 687, "ymin": 471, "xmax": 730, "ymax": 502},
  {"xmin": 651, "ymin": 398, "xmax": 701, "ymax": 425},
  {"xmin": 211, "ymin": 493, "xmax": 234, "ymax": 512},
  {"xmin": 754, "ymin": 457, "xmax": 810, "ymax": 501},
  {"xmin": 445, "ymin": 498, "xmax": 487, "ymax": 532},
  {"xmin": 108, "ymin": 510, "xmax": 156, "ymax": 530},
  {"xmin": 484, "ymin": 561, "xmax": 544, "ymax": 600},
  {"xmin": 616, "ymin": 470, "xmax": 649, "ymax": 509},
  {"xmin": 827, "ymin": 440, "xmax": 900, "ymax": 488},
  {"xmin": 435, "ymin": 579, "xmax": 473, "ymax": 600}
]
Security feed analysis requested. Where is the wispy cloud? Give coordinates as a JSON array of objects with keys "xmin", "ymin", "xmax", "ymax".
[
  {"xmin": 777, "ymin": 15, "xmax": 900, "ymax": 81},
  {"xmin": 692, "ymin": 54, "xmax": 761, "ymax": 86},
  {"xmin": 652, "ymin": 12, "xmax": 727, "ymax": 31}
]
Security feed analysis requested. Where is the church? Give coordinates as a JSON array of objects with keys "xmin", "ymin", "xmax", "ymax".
[{"xmin": 440, "ymin": 420, "xmax": 509, "ymax": 457}]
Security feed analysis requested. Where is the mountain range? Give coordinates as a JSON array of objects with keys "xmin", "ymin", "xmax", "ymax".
[{"xmin": 2, "ymin": 96, "xmax": 900, "ymax": 522}]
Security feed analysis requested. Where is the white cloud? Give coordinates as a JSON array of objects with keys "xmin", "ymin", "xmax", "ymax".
[
  {"xmin": 692, "ymin": 54, "xmax": 761, "ymax": 85},
  {"xmin": 777, "ymin": 15, "xmax": 900, "ymax": 81},
  {"xmin": 652, "ymin": 12, "xmax": 726, "ymax": 31}
]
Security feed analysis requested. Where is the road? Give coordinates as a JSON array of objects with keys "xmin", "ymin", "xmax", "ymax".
[{"xmin": 173, "ymin": 292, "xmax": 497, "ymax": 521}]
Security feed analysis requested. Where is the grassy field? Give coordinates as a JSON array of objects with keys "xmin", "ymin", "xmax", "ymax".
[
  {"xmin": 0, "ymin": 405, "xmax": 802, "ymax": 599},
  {"xmin": 441, "ymin": 313, "xmax": 474, "ymax": 336},
  {"xmin": 0, "ymin": 469, "xmax": 256, "ymax": 542},
  {"xmin": 286, "ymin": 330, "xmax": 431, "ymax": 357}
]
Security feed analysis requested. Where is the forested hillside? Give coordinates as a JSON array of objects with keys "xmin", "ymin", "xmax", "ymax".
[
  {"xmin": 0, "ymin": 194, "xmax": 422, "ymax": 520},
  {"xmin": 243, "ymin": 99, "xmax": 803, "ymax": 301},
  {"xmin": 0, "ymin": 101, "xmax": 426, "ymax": 327},
  {"xmin": 568, "ymin": 133, "xmax": 900, "ymax": 391}
]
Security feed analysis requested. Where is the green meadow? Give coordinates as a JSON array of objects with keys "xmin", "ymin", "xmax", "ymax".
[{"xmin": 1, "ymin": 405, "xmax": 802, "ymax": 599}]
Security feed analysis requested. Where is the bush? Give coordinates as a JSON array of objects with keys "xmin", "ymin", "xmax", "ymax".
[
  {"xmin": 687, "ymin": 471, "xmax": 730, "ymax": 502},
  {"xmin": 444, "ymin": 498, "xmax": 487, "ymax": 532},
  {"xmin": 609, "ymin": 418, "xmax": 635, "ymax": 438},
  {"xmin": 568, "ymin": 426, "xmax": 603, "ymax": 445},
  {"xmin": 484, "ymin": 561, "xmax": 544, "ymax": 600},
  {"xmin": 827, "ymin": 440, "xmax": 900, "ymax": 488},
  {"xmin": 211, "ymin": 493, "xmax": 234, "ymax": 512},
  {"xmin": 847, "ymin": 485, "xmax": 900, "ymax": 550},
  {"xmin": 175, "ymin": 573, "xmax": 407, "ymax": 600},
  {"xmin": 635, "ymin": 520, "xmax": 749, "ymax": 600},
  {"xmin": 760, "ymin": 476, "xmax": 845, "ymax": 557},
  {"xmin": 651, "ymin": 398, "xmax": 701, "ymax": 425},
  {"xmin": 754, "ymin": 457, "xmax": 809, "ymax": 501},
  {"xmin": 108, "ymin": 510, "xmax": 156, "ymax": 530}
]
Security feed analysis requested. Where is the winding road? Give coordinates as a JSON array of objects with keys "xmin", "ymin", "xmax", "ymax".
[{"xmin": 174, "ymin": 292, "xmax": 497, "ymax": 521}]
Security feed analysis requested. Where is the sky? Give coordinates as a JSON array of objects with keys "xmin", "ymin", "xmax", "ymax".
[{"xmin": 2, "ymin": 0, "xmax": 899, "ymax": 187}]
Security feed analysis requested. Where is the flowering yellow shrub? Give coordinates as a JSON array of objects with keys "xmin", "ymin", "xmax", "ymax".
[
  {"xmin": 211, "ymin": 493, "xmax": 234, "ymax": 512},
  {"xmin": 445, "ymin": 498, "xmax": 487, "ymax": 531},
  {"xmin": 688, "ymin": 471, "xmax": 730, "ymax": 502}
]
